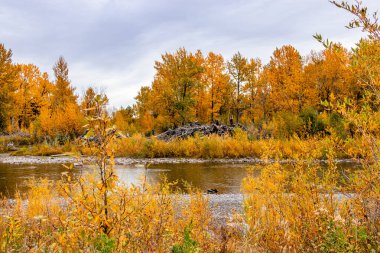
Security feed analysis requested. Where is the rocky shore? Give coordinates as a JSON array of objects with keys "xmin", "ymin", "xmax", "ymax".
[
  {"xmin": 0, "ymin": 153, "xmax": 263, "ymax": 165},
  {"xmin": 206, "ymin": 193, "xmax": 244, "ymax": 221},
  {"xmin": 0, "ymin": 153, "xmax": 355, "ymax": 165}
]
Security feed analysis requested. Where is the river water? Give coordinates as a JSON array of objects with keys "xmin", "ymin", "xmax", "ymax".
[{"xmin": 0, "ymin": 161, "xmax": 360, "ymax": 198}]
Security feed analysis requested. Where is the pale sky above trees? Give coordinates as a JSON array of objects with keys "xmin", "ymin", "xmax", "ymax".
[{"xmin": 1, "ymin": 0, "xmax": 379, "ymax": 107}]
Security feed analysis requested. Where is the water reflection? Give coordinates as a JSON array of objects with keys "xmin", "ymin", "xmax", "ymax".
[{"xmin": 0, "ymin": 161, "xmax": 359, "ymax": 197}]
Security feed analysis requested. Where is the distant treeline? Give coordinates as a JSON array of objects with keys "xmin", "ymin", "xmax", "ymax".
[{"xmin": 0, "ymin": 38, "xmax": 379, "ymax": 141}]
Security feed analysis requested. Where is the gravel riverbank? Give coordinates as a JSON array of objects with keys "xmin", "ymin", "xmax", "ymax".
[
  {"xmin": 0, "ymin": 153, "xmax": 355, "ymax": 165},
  {"xmin": 207, "ymin": 193, "xmax": 244, "ymax": 221},
  {"xmin": 0, "ymin": 153, "xmax": 263, "ymax": 165}
]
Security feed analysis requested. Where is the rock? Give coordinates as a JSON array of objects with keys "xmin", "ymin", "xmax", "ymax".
[
  {"xmin": 156, "ymin": 123, "xmax": 245, "ymax": 141},
  {"xmin": 207, "ymin": 188, "xmax": 218, "ymax": 194},
  {"xmin": 6, "ymin": 142, "xmax": 19, "ymax": 151}
]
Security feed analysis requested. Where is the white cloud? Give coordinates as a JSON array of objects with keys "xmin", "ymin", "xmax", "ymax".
[{"xmin": 1, "ymin": 0, "xmax": 379, "ymax": 107}]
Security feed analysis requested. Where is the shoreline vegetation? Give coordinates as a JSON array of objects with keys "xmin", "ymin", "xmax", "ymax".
[
  {"xmin": 1, "ymin": 1, "xmax": 380, "ymax": 252},
  {"xmin": 0, "ymin": 131, "xmax": 374, "ymax": 160}
]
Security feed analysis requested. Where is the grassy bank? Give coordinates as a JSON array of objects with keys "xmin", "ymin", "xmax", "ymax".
[{"xmin": 5, "ymin": 132, "xmax": 372, "ymax": 160}]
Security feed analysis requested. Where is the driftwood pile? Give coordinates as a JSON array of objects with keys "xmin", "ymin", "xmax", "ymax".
[{"xmin": 156, "ymin": 122, "xmax": 245, "ymax": 141}]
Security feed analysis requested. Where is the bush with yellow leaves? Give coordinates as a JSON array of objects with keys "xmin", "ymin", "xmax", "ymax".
[{"xmin": 0, "ymin": 95, "xmax": 218, "ymax": 252}]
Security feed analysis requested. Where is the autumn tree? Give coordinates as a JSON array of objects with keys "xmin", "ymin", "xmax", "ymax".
[
  {"xmin": 202, "ymin": 52, "xmax": 231, "ymax": 123},
  {"xmin": 51, "ymin": 56, "xmax": 77, "ymax": 110},
  {"xmin": 350, "ymin": 39, "xmax": 380, "ymax": 105},
  {"xmin": 0, "ymin": 44, "xmax": 19, "ymax": 132},
  {"xmin": 303, "ymin": 45, "xmax": 351, "ymax": 109},
  {"xmin": 241, "ymin": 58, "xmax": 262, "ymax": 124},
  {"xmin": 192, "ymin": 51, "xmax": 208, "ymax": 123},
  {"xmin": 227, "ymin": 52, "xmax": 247, "ymax": 124},
  {"xmin": 254, "ymin": 68, "xmax": 272, "ymax": 122},
  {"xmin": 135, "ymin": 86, "xmax": 154, "ymax": 133},
  {"xmin": 150, "ymin": 48, "xmax": 203, "ymax": 130},
  {"xmin": 316, "ymin": 1, "xmax": 380, "ymax": 104},
  {"xmin": 12, "ymin": 64, "xmax": 52, "ymax": 130},
  {"xmin": 266, "ymin": 45, "xmax": 309, "ymax": 114},
  {"xmin": 81, "ymin": 87, "xmax": 97, "ymax": 117},
  {"xmin": 112, "ymin": 106, "xmax": 136, "ymax": 133},
  {"xmin": 81, "ymin": 87, "xmax": 109, "ymax": 118},
  {"xmin": 40, "ymin": 57, "xmax": 82, "ymax": 139}
]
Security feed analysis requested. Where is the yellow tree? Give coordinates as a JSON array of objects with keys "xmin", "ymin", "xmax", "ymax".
[
  {"xmin": 304, "ymin": 45, "xmax": 351, "ymax": 107},
  {"xmin": 135, "ymin": 86, "xmax": 154, "ymax": 133},
  {"xmin": 112, "ymin": 106, "xmax": 136, "ymax": 134},
  {"xmin": 12, "ymin": 64, "xmax": 52, "ymax": 130},
  {"xmin": 81, "ymin": 87, "xmax": 97, "ymax": 117},
  {"xmin": 303, "ymin": 51, "xmax": 324, "ymax": 110},
  {"xmin": 81, "ymin": 87, "xmax": 108, "ymax": 117},
  {"xmin": 350, "ymin": 39, "xmax": 380, "ymax": 105},
  {"xmin": 246, "ymin": 66, "xmax": 272, "ymax": 123},
  {"xmin": 40, "ymin": 57, "xmax": 83, "ymax": 139},
  {"xmin": 316, "ymin": 1, "xmax": 380, "ymax": 104},
  {"xmin": 266, "ymin": 45, "xmax": 308, "ymax": 114},
  {"xmin": 227, "ymin": 52, "xmax": 248, "ymax": 124},
  {"xmin": 192, "ymin": 50, "xmax": 208, "ymax": 123},
  {"xmin": 150, "ymin": 48, "xmax": 203, "ymax": 129},
  {"xmin": 202, "ymin": 52, "xmax": 231, "ymax": 123},
  {"xmin": 241, "ymin": 58, "xmax": 262, "ymax": 124},
  {"xmin": 51, "ymin": 56, "xmax": 77, "ymax": 110},
  {"xmin": 0, "ymin": 43, "xmax": 19, "ymax": 132}
]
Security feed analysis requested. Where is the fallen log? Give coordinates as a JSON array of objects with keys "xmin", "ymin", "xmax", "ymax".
[{"xmin": 156, "ymin": 123, "xmax": 246, "ymax": 141}]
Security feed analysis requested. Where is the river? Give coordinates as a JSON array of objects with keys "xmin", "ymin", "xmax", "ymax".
[{"xmin": 0, "ymin": 158, "xmax": 360, "ymax": 198}]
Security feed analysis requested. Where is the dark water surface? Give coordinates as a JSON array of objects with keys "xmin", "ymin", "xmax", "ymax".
[{"xmin": 0, "ymin": 161, "xmax": 360, "ymax": 197}]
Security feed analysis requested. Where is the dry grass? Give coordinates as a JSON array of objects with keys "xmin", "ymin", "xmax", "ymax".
[{"xmin": 0, "ymin": 176, "xmax": 218, "ymax": 252}]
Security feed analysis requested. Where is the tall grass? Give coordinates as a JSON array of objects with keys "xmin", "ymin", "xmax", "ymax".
[
  {"xmin": 227, "ymin": 141, "xmax": 380, "ymax": 252},
  {"xmin": 0, "ymin": 178, "xmax": 217, "ymax": 252},
  {"xmin": 113, "ymin": 133, "xmax": 332, "ymax": 159},
  {"xmin": 9, "ymin": 133, "xmax": 370, "ymax": 160}
]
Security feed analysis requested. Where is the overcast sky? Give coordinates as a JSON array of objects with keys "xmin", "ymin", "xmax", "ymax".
[{"xmin": 1, "ymin": 0, "xmax": 379, "ymax": 108}]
